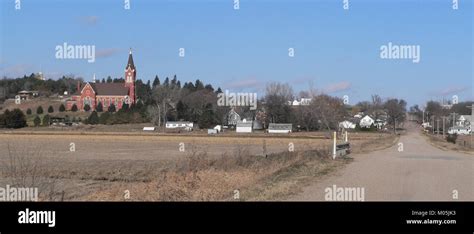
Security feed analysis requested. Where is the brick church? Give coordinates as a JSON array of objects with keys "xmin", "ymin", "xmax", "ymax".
[{"xmin": 67, "ymin": 49, "xmax": 137, "ymax": 111}]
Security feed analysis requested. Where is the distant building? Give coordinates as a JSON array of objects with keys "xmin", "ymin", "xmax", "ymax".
[
  {"xmin": 17, "ymin": 90, "xmax": 39, "ymax": 100},
  {"xmin": 165, "ymin": 121, "xmax": 194, "ymax": 131},
  {"xmin": 359, "ymin": 115, "xmax": 375, "ymax": 128},
  {"xmin": 67, "ymin": 50, "xmax": 137, "ymax": 111},
  {"xmin": 268, "ymin": 123, "xmax": 292, "ymax": 133},
  {"xmin": 339, "ymin": 120, "xmax": 356, "ymax": 129},
  {"xmin": 289, "ymin": 98, "xmax": 312, "ymax": 106},
  {"xmin": 457, "ymin": 115, "xmax": 472, "ymax": 128},
  {"xmin": 448, "ymin": 126, "xmax": 471, "ymax": 135},
  {"xmin": 226, "ymin": 108, "xmax": 241, "ymax": 126},
  {"xmin": 236, "ymin": 120, "xmax": 253, "ymax": 133}
]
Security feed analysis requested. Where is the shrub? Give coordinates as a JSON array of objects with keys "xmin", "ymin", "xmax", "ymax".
[
  {"xmin": 87, "ymin": 111, "xmax": 99, "ymax": 125},
  {"xmin": 2, "ymin": 109, "xmax": 27, "ymax": 128},
  {"xmin": 26, "ymin": 108, "xmax": 32, "ymax": 115},
  {"xmin": 446, "ymin": 134, "xmax": 457, "ymax": 144},
  {"xmin": 33, "ymin": 116, "xmax": 41, "ymax": 127},
  {"xmin": 108, "ymin": 104, "xmax": 116, "ymax": 113},
  {"xmin": 71, "ymin": 104, "xmax": 78, "ymax": 112},
  {"xmin": 96, "ymin": 102, "xmax": 103, "ymax": 112},
  {"xmin": 84, "ymin": 104, "xmax": 91, "ymax": 112},
  {"xmin": 59, "ymin": 104, "xmax": 66, "ymax": 112},
  {"xmin": 36, "ymin": 106, "xmax": 44, "ymax": 115},
  {"xmin": 48, "ymin": 105, "xmax": 54, "ymax": 113},
  {"xmin": 42, "ymin": 114, "xmax": 50, "ymax": 126}
]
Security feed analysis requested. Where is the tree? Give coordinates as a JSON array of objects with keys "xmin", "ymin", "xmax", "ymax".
[
  {"xmin": 3, "ymin": 109, "xmax": 27, "ymax": 128},
  {"xmin": 106, "ymin": 76, "xmax": 113, "ymax": 83},
  {"xmin": 108, "ymin": 103, "xmax": 116, "ymax": 112},
  {"xmin": 26, "ymin": 108, "xmax": 32, "ymax": 115},
  {"xmin": 384, "ymin": 98, "xmax": 407, "ymax": 133},
  {"xmin": 152, "ymin": 75, "xmax": 160, "ymax": 88},
  {"xmin": 42, "ymin": 114, "xmax": 50, "ymax": 126},
  {"xmin": 99, "ymin": 111, "xmax": 111, "ymax": 124},
  {"xmin": 87, "ymin": 111, "xmax": 99, "ymax": 125},
  {"xmin": 84, "ymin": 104, "xmax": 91, "ymax": 112},
  {"xmin": 36, "ymin": 106, "xmax": 44, "ymax": 115},
  {"xmin": 71, "ymin": 104, "xmax": 78, "ymax": 112},
  {"xmin": 264, "ymin": 82, "xmax": 293, "ymax": 124},
  {"xmin": 59, "ymin": 104, "xmax": 66, "ymax": 112},
  {"xmin": 34, "ymin": 115, "xmax": 41, "ymax": 127},
  {"xmin": 48, "ymin": 105, "xmax": 54, "ymax": 113},
  {"xmin": 96, "ymin": 102, "xmax": 103, "ymax": 112}
]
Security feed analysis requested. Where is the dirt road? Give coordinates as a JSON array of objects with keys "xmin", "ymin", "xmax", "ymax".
[{"xmin": 289, "ymin": 129, "xmax": 474, "ymax": 201}]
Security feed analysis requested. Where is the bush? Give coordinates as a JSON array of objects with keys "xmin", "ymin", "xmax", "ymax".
[
  {"xmin": 26, "ymin": 108, "xmax": 32, "ymax": 115},
  {"xmin": 34, "ymin": 116, "xmax": 41, "ymax": 127},
  {"xmin": 96, "ymin": 102, "xmax": 103, "ymax": 112},
  {"xmin": 36, "ymin": 106, "xmax": 44, "ymax": 115},
  {"xmin": 48, "ymin": 105, "xmax": 54, "ymax": 113},
  {"xmin": 71, "ymin": 104, "xmax": 78, "ymax": 112},
  {"xmin": 42, "ymin": 114, "xmax": 50, "ymax": 126},
  {"xmin": 59, "ymin": 104, "xmax": 66, "ymax": 112},
  {"xmin": 99, "ymin": 112, "xmax": 111, "ymax": 125},
  {"xmin": 87, "ymin": 111, "xmax": 99, "ymax": 125},
  {"xmin": 108, "ymin": 104, "xmax": 116, "ymax": 113},
  {"xmin": 446, "ymin": 134, "xmax": 457, "ymax": 144},
  {"xmin": 2, "ymin": 109, "xmax": 27, "ymax": 128},
  {"xmin": 84, "ymin": 104, "xmax": 91, "ymax": 112}
]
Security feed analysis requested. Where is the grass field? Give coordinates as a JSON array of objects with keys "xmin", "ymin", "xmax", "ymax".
[{"xmin": 0, "ymin": 129, "xmax": 396, "ymax": 201}]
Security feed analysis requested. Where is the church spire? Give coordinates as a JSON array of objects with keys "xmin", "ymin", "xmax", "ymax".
[{"xmin": 126, "ymin": 48, "xmax": 135, "ymax": 70}]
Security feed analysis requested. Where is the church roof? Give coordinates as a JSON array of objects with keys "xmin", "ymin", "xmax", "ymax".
[
  {"xmin": 126, "ymin": 49, "xmax": 135, "ymax": 70},
  {"xmin": 74, "ymin": 82, "xmax": 129, "ymax": 96}
]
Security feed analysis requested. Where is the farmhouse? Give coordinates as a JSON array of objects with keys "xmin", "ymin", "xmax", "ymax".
[
  {"xmin": 17, "ymin": 90, "xmax": 39, "ymax": 100},
  {"xmin": 66, "ymin": 49, "xmax": 137, "ymax": 111},
  {"xmin": 268, "ymin": 123, "xmax": 292, "ymax": 133},
  {"xmin": 236, "ymin": 120, "xmax": 253, "ymax": 133},
  {"xmin": 456, "ymin": 115, "xmax": 472, "ymax": 128},
  {"xmin": 359, "ymin": 115, "xmax": 375, "ymax": 128}
]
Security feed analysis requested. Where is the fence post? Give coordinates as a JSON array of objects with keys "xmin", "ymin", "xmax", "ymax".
[{"xmin": 333, "ymin": 131, "xmax": 337, "ymax": 160}]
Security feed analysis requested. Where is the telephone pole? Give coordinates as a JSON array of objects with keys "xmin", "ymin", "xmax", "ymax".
[{"xmin": 436, "ymin": 118, "xmax": 440, "ymax": 136}]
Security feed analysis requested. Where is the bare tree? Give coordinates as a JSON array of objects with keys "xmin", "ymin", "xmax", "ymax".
[{"xmin": 384, "ymin": 98, "xmax": 407, "ymax": 133}]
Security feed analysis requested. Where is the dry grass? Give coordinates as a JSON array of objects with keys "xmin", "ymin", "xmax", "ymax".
[{"xmin": 423, "ymin": 132, "xmax": 473, "ymax": 155}]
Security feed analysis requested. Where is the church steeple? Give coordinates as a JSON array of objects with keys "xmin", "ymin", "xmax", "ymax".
[{"xmin": 126, "ymin": 48, "xmax": 135, "ymax": 70}]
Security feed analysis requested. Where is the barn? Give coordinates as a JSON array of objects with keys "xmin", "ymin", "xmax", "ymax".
[{"xmin": 268, "ymin": 123, "xmax": 292, "ymax": 134}]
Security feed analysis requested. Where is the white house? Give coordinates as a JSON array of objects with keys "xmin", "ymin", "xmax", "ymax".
[
  {"xmin": 448, "ymin": 126, "xmax": 471, "ymax": 135},
  {"xmin": 268, "ymin": 123, "xmax": 292, "ymax": 133},
  {"xmin": 227, "ymin": 108, "xmax": 241, "ymax": 126},
  {"xmin": 359, "ymin": 115, "xmax": 375, "ymax": 128},
  {"xmin": 236, "ymin": 120, "xmax": 253, "ymax": 133},
  {"xmin": 289, "ymin": 98, "xmax": 312, "ymax": 106},
  {"xmin": 457, "ymin": 115, "xmax": 472, "ymax": 127},
  {"xmin": 339, "ymin": 120, "xmax": 356, "ymax": 129},
  {"xmin": 165, "ymin": 121, "xmax": 194, "ymax": 131}
]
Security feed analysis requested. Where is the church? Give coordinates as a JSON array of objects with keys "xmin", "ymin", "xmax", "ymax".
[{"xmin": 67, "ymin": 50, "xmax": 137, "ymax": 111}]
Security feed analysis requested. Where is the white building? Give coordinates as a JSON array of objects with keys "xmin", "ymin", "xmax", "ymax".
[
  {"xmin": 165, "ymin": 121, "xmax": 194, "ymax": 131},
  {"xmin": 268, "ymin": 123, "xmax": 292, "ymax": 133},
  {"xmin": 359, "ymin": 115, "xmax": 375, "ymax": 128},
  {"xmin": 289, "ymin": 98, "xmax": 312, "ymax": 106},
  {"xmin": 448, "ymin": 126, "xmax": 471, "ymax": 135},
  {"xmin": 236, "ymin": 120, "xmax": 253, "ymax": 133},
  {"xmin": 339, "ymin": 120, "xmax": 356, "ymax": 129},
  {"xmin": 456, "ymin": 115, "xmax": 472, "ymax": 127}
]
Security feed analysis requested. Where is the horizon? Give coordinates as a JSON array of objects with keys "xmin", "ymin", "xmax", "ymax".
[{"xmin": 0, "ymin": 0, "xmax": 472, "ymax": 107}]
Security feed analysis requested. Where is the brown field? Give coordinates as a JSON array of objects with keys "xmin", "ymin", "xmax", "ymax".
[{"xmin": 0, "ymin": 130, "xmax": 396, "ymax": 201}]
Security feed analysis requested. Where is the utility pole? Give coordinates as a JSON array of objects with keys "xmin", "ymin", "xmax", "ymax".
[
  {"xmin": 437, "ymin": 118, "xmax": 440, "ymax": 136},
  {"xmin": 432, "ymin": 118, "xmax": 435, "ymax": 134},
  {"xmin": 442, "ymin": 116, "xmax": 447, "ymax": 137}
]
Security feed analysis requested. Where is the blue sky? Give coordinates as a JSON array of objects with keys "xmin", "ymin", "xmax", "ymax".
[{"xmin": 0, "ymin": 0, "xmax": 472, "ymax": 106}]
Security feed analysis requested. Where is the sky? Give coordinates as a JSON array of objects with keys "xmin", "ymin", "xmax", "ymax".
[{"xmin": 0, "ymin": 0, "xmax": 472, "ymax": 107}]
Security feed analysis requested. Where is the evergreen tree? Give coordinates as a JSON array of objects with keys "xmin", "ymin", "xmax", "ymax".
[
  {"xmin": 163, "ymin": 77, "xmax": 170, "ymax": 87},
  {"xmin": 42, "ymin": 114, "xmax": 50, "ymax": 126},
  {"xmin": 108, "ymin": 103, "xmax": 116, "ymax": 112},
  {"xmin": 48, "ymin": 105, "xmax": 54, "ymax": 113},
  {"xmin": 99, "ymin": 112, "xmax": 111, "ymax": 124},
  {"xmin": 71, "ymin": 104, "xmax": 78, "ymax": 112},
  {"xmin": 34, "ymin": 115, "xmax": 41, "ymax": 127},
  {"xmin": 101, "ymin": 78, "xmax": 106, "ymax": 83},
  {"xmin": 59, "ymin": 104, "xmax": 66, "ymax": 112},
  {"xmin": 84, "ymin": 104, "xmax": 91, "ymax": 112},
  {"xmin": 106, "ymin": 76, "xmax": 113, "ymax": 83},
  {"xmin": 36, "ymin": 106, "xmax": 44, "ymax": 114},
  {"xmin": 26, "ymin": 108, "xmax": 32, "ymax": 115},
  {"xmin": 87, "ymin": 111, "xmax": 99, "ymax": 125},
  {"xmin": 152, "ymin": 75, "xmax": 160, "ymax": 88},
  {"xmin": 96, "ymin": 102, "xmax": 103, "ymax": 112}
]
